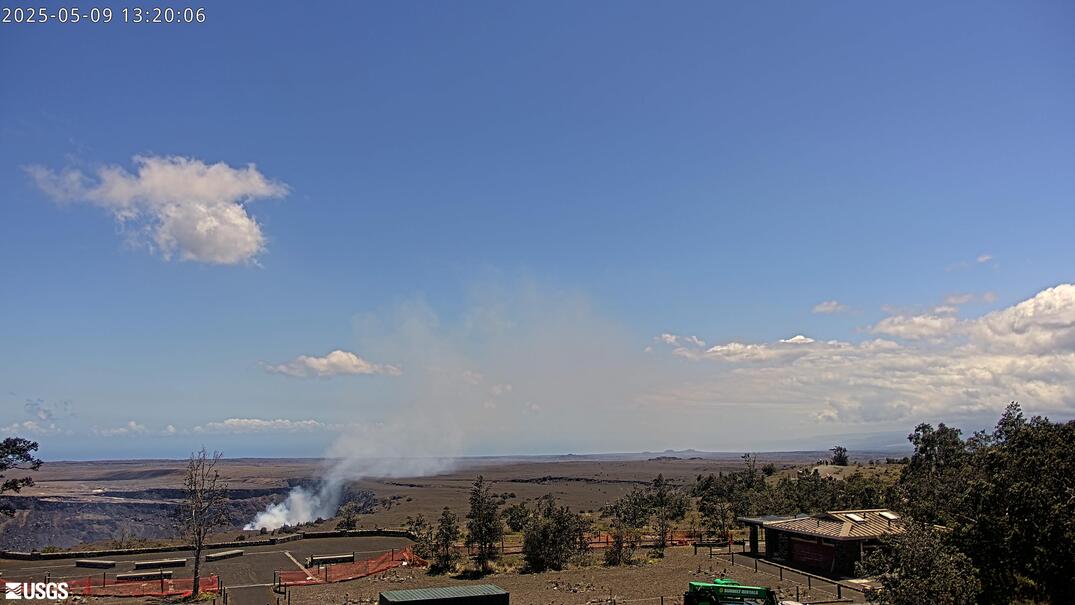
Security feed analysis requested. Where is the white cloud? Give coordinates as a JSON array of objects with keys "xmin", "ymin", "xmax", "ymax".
[
  {"xmin": 26, "ymin": 155, "xmax": 288, "ymax": 264},
  {"xmin": 193, "ymin": 418, "xmax": 325, "ymax": 433},
  {"xmin": 977, "ymin": 254, "xmax": 993, "ymax": 263},
  {"xmin": 971, "ymin": 284, "xmax": 1075, "ymax": 353},
  {"xmin": 658, "ymin": 333, "xmax": 705, "ymax": 347},
  {"xmin": 944, "ymin": 293, "xmax": 976, "ymax": 306},
  {"xmin": 0, "ymin": 420, "xmax": 66, "ymax": 436},
  {"xmin": 654, "ymin": 284, "xmax": 1075, "ymax": 424},
  {"xmin": 932, "ymin": 305, "xmax": 960, "ymax": 315},
  {"xmin": 93, "ymin": 420, "xmax": 148, "ymax": 437},
  {"xmin": 812, "ymin": 300, "xmax": 848, "ymax": 314},
  {"xmin": 870, "ymin": 313, "xmax": 961, "ymax": 340},
  {"xmin": 263, "ymin": 349, "xmax": 402, "ymax": 378}
]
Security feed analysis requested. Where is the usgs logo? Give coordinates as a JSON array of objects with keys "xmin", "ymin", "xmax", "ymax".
[{"xmin": 4, "ymin": 582, "xmax": 69, "ymax": 600}]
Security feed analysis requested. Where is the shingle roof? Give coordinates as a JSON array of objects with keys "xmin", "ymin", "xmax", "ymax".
[
  {"xmin": 747, "ymin": 509, "xmax": 904, "ymax": 541},
  {"xmin": 380, "ymin": 584, "xmax": 508, "ymax": 602}
]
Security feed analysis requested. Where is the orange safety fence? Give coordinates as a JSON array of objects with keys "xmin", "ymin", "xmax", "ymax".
[
  {"xmin": 447, "ymin": 530, "xmax": 719, "ymax": 558},
  {"xmin": 276, "ymin": 547, "xmax": 426, "ymax": 587},
  {"xmin": 51, "ymin": 574, "xmax": 220, "ymax": 598}
]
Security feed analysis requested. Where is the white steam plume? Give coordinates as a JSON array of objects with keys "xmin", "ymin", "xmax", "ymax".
[
  {"xmin": 244, "ymin": 418, "xmax": 463, "ymax": 530},
  {"xmin": 244, "ymin": 485, "xmax": 334, "ymax": 531}
]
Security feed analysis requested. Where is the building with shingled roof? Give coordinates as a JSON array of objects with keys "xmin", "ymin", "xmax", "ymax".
[{"xmin": 738, "ymin": 509, "xmax": 905, "ymax": 577}]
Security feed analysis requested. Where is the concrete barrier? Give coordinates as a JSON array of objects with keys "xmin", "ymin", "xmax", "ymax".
[
  {"xmin": 116, "ymin": 570, "xmax": 174, "ymax": 581},
  {"xmin": 306, "ymin": 553, "xmax": 355, "ymax": 567},
  {"xmin": 0, "ymin": 530, "xmax": 399, "ymax": 561},
  {"xmin": 133, "ymin": 558, "xmax": 186, "ymax": 569},
  {"xmin": 75, "ymin": 559, "xmax": 116, "ymax": 569},
  {"xmin": 205, "ymin": 549, "xmax": 243, "ymax": 562}
]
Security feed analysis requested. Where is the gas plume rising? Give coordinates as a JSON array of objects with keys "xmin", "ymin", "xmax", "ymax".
[
  {"xmin": 244, "ymin": 282, "xmax": 656, "ymax": 530},
  {"xmin": 244, "ymin": 420, "xmax": 462, "ymax": 530}
]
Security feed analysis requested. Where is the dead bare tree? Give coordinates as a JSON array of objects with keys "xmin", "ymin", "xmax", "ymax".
[{"xmin": 181, "ymin": 447, "xmax": 229, "ymax": 598}]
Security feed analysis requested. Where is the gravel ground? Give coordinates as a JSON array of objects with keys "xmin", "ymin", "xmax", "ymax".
[{"xmin": 285, "ymin": 547, "xmax": 870, "ymax": 605}]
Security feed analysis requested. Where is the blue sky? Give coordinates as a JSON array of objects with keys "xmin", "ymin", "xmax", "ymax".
[{"xmin": 1, "ymin": 1, "xmax": 1073, "ymax": 460}]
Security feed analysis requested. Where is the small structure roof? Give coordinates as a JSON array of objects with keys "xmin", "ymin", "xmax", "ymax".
[
  {"xmin": 738, "ymin": 509, "xmax": 904, "ymax": 541},
  {"xmin": 379, "ymin": 584, "xmax": 508, "ymax": 602}
]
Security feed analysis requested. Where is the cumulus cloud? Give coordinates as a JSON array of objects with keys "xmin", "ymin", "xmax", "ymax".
[
  {"xmin": 654, "ymin": 283, "xmax": 1075, "ymax": 424},
  {"xmin": 92, "ymin": 421, "xmax": 148, "ymax": 437},
  {"xmin": 870, "ymin": 313, "xmax": 961, "ymax": 340},
  {"xmin": 0, "ymin": 420, "xmax": 67, "ymax": 436},
  {"xmin": 812, "ymin": 300, "xmax": 848, "ymax": 314},
  {"xmin": 26, "ymin": 155, "xmax": 288, "ymax": 264},
  {"xmin": 193, "ymin": 418, "xmax": 325, "ymax": 433},
  {"xmin": 970, "ymin": 284, "xmax": 1075, "ymax": 353},
  {"xmin": 977, "ymin": 254, "xmax": 993, "ymax": 263},
  {"xmin": 263, "ymin": 349, "xmax": 402, "ymax": 378}
]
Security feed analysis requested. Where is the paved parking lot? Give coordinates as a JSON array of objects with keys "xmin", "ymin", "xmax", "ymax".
[{"xmin": 0, "ymin": 536, "xmax": 413, "ymax": 605}]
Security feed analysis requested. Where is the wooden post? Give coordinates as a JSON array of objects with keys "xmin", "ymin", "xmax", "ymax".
[
  {"xmin": 808, "ymin": 575, "xmax": 811, "ymax": 588},
  {"xmin": 779, "ymin": 566, "xmax": 783, "ymax": 580},
  {"xmin": 837, "ymin": 583, "xmax": 842, "ymax": 598},
  {"xmin": 754, "ymin": 558, "xmax": 758, "ymax": 573}
]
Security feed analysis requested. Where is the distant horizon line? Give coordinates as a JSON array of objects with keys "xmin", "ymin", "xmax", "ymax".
[{"xmin": 39, "ymin": 446, "xmax": 914, "ymax": 464}]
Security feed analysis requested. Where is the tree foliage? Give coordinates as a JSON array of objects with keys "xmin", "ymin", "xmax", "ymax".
[
  {"xmin": 601, "ymin": 486, "xmax": 650, "ymax": 565},
  {"xmin": 405, "ymin": 513, "xmax": 435, "ymax": 559},
  {"xmin": 647, "ymin": 474, "xmax": 688, "ymax": 552},
  {"xmin": 521, "ymin": 495, "xmax": 589, "ymax": 571},
  {"xmin": 891, "ymin": 403, "xmax": 1075, "ymax": 604},
  {"xmin": 336, "ymin": 500, "xmax": 364, "ymax": 530},
  {"xmin": 465, "ymin": 475, "xmax": 503, "ymax": 573},
  {"xmin": 432, "ymin": 507, "xmax": 460, "ymax": 573},
  {"xmin": 503, "ymin": 501, "xmax": 531, "ymax": 533},
  {"xmin": 830, "ymin": 445, "xmax": 850, "ymax": 466},
  {"xmin": 857, "ymin": 522, "xmax": 980, "ymax": 605},
  {"xmin": 0, "ymin": 437, "xmax": 42, "ymax": 517},
  {"xmin": 693, "ymin": 454, "xmax": 891, "ymax": 525}
]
